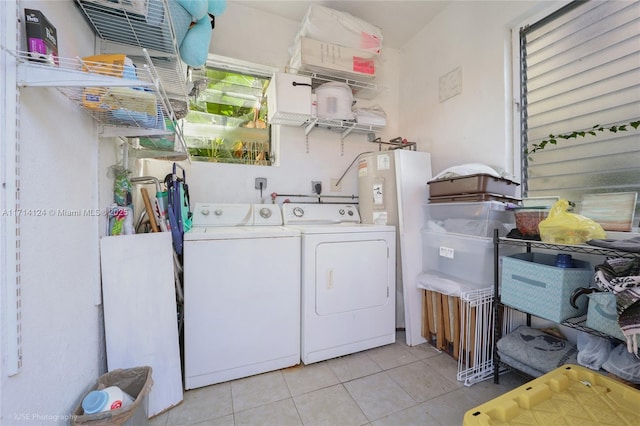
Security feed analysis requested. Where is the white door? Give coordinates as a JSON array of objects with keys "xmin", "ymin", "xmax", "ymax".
[{"xmin": 315, "ymin": 240, "xmax": 389, "ymax": 315}]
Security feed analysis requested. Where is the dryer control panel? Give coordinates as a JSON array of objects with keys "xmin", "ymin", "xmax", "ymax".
[{"xmin": 282, "ymin": 203, "xmax": 361, "ymax": 225}]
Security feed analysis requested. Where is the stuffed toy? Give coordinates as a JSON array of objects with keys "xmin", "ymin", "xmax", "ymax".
[{"xmin": 172, "ymin": 0, "xmax": 227, "ymax": 67}]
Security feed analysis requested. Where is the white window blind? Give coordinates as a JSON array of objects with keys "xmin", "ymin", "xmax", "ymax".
[{"xmin": 521, "ymin": 0, "xmax": 640, "ymax": 227}]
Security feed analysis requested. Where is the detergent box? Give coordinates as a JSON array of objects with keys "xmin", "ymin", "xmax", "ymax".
[{"xmin": 24, "ymin": 9, "xmax": 59, "ymax": 66}]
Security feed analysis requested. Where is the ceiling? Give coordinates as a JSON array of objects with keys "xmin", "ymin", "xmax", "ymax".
[{"xmin": 232, "ymin": 1, "xmax": 451, "ymax": 50}]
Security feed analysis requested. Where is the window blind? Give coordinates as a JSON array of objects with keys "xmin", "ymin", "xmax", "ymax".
[{"xmin": 520, "ymin": 0, "xmax": 640, "ymax": 227}]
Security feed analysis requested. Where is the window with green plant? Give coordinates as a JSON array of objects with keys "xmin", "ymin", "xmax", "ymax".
[
  {"xmin": 183, "ymin": 57, "xmax": 274, "ymax": 165},
  {"xmin": 519, "ymin": 0, "xmax": 640, "ymax": 224}
]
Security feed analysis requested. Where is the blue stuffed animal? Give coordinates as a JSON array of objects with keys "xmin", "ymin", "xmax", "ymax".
[{"xmin": 172, "ymin": 0, "xmax": 227, "ymax": 67}]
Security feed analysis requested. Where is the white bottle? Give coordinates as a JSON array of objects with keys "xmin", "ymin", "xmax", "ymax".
[{"xmin": 82, "ymin": 386, "xmax": 134, "ymax": 414}]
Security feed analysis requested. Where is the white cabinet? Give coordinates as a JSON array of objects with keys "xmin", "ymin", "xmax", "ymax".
[{"xmin": 100, "ymin": 232, "xmax": 183, "ymax": 417}]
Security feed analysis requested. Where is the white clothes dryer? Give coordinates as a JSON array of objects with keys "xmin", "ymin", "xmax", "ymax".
[
  {"xmin": 184, "ymin": 203, "xmax": 301, "ymax": 389},
  {"xmin": 283, "ymin": 203, "xmax": 396, "ymax": 364}
]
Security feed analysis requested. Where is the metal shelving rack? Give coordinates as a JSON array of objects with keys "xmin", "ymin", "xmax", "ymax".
[
  {"xmin": 272, "ymin": 69, "xmax": 386, "ymax": 151},
  {"xmin": 289, "ymin": 68, "xmax": 382, "ymax": 100},
  {"xmin": 491, "ymin": 229, "xmax": 638, "ymax": 384},
  {"xmin": 10, "ymin": 49, "xmax": 188, "ymax": 159},
  {"xmin": 72, "ymin": 0, "xmax": 191, "ymax": 159}
]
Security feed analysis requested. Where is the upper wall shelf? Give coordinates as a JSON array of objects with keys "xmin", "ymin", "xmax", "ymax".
[
  {"xmin": 74, "ymin": 0, "xmax": 190, "ymax": 102},
  {"xmin": 10, "ymin": 48, "xmax": 188, "ymax": 157},
  {"xmin": 288, "ymin": 68, "xmax": 382, "ymax": 100}
]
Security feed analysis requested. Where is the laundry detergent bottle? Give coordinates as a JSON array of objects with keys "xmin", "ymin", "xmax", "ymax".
[{"xmin": 81, "ymin": 386, "xmax": 133, "ymax": 414}]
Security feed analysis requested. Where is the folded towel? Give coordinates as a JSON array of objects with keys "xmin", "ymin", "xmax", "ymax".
[
  {"xmin": 594, "ymin": 257, "xmax": 640, "ymax": 353},
  {"xmin": 497, "ymin": 326, "xmax": 578, "ymax": 374},
  {"xmin": 588, "ymin": 237, "xmax": 640, "ymax": 253}
]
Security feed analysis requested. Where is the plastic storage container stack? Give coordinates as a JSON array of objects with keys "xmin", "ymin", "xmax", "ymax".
[
  {"xmin": 287, "ymin": 4, "xmax": 383, "ymax": 80},
  {"xmin": 418, "ymin": 201, "xmax": 521, "ymax": 362}
]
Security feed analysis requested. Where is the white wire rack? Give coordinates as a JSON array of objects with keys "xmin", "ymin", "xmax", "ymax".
[
  {"xmin": 456, "ymin": 287, "xmax": 527, "ymax": 386},
  {"xmin": 74, "ymin": 0, "xmax": 189, "ymax": 100},
  {"xmin": 9, "ymin": 47, "xmax": 188, "ymax": 159}
]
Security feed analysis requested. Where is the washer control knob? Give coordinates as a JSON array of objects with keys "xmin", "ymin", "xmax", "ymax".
[
  {"xmin": 214, "ymin": 209, "xmax": 223, "ymax": 216},
  {"xmin": 339, "ymin": 209, "xmax": 345, "ymax": 215},
  {"xmin": 259, "ymin": 207, "xmax": 272, "ymax": 219},
  {"xmin": 293, "ymin": 207, "xmax": 304, "ymax": 217},
  {"xmin": 201, "ymin": 208, "xmax": 210, "ymax": 216}
]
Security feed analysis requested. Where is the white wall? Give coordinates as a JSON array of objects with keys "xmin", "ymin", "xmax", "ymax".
[
  {"xmin": 1, "ymin": 1, "xmax": 108, "ymax": 424},
  {"xmin": 399, "ymin": 0, "xmax": 549, "ymax": 177}
]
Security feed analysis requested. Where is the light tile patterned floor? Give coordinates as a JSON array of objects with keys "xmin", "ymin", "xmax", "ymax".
[{"xmin": 150, "ymin": 332, "xmax": 528, "ymax": 426}]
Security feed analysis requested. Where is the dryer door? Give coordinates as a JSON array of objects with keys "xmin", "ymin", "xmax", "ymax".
[{"xmin": 315, "ymin": 239, "xmax": 390, "ymax": 315}]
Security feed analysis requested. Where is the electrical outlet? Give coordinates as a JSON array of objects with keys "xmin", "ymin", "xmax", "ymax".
[
  {"xmin": 312, "ymin": 181, "xmax": 322, "ymax": 194},
  {"xmin": 255, "ymin": 177, "xmax": 267, "ymax": 190},
  {"xmin": 330, "ymin": 178, "xmax": 342, "ymax": 192},
  {"xmin": 439, "ymin": 246, "xmax": 455, "ymax": 259}
]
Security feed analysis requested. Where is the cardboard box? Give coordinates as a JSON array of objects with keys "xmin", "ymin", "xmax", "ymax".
[
  {"xmin": 501, "ymin": 252, "xmax": 592, "ymax": 322},
  {"xmin": 422, "ymin": 290, "xmax": 462, "ymax": 360},
  {"xmin": 289, "ymin": 37, "xmax": 377, "ymax": 80},
  {"xmin": 24, "ymin": 9, "xmax": 58, "ymax": 66}
]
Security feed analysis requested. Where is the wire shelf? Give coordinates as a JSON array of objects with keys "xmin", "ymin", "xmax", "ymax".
[
  {"xmin": 288, "ymin": 68, "xmax": 382, "ymax": 100},
  {"xmin": 74, "ymin": 0, "xmax": 189, "ymax": 100},
  {"xmin": 10, "ymin": 48, "xmax": 188, "ymax": 156},
  {"xmin": 498, "ymin": 237, "xmax": 639, "ymax": 258}
]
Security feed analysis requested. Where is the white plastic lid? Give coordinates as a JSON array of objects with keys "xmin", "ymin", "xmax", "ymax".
[{"xmin": 82, "ymin": 390, "xmax": 108, "ymax": 414}]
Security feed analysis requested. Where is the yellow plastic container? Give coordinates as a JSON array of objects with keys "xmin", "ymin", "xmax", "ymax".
[{"xmin": 464, "ymin": 364, "xmax": 640, "ymax": 425}]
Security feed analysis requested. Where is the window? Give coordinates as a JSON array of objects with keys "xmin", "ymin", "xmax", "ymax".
[
  {"xmin": 182, "ymin": 55, "xmax": 277, "ymax": 165},
  {"xmin": 519, "ymin": 0, "xmax": 640, "ymax": 225}
]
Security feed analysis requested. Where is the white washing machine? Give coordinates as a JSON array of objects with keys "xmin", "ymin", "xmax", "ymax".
[
  {"xmin": 183, "ymin": 203, "xmax": 301, "ymax": 389},
  {"xmin": 282, "ymin": 203, "xmax": 396, "ymax": 364}
]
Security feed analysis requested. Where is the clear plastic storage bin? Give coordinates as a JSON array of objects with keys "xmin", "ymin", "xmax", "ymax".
[
  {"xmin": 423, "ymin": 201, "xmax": 515, "ymax": 237},
  {"xmin": 421, "ymin": 230, "xmax": 521, "ymax": 286}
]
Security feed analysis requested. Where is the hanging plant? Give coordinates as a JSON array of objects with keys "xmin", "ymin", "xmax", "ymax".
[{"xmin": 526, "ymin": 120, "xmax": 640, "ymax": 156}]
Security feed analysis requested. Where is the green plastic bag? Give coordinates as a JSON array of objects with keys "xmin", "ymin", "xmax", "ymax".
[{"xmin": 538, "ymin": 199, "xmax": 606, "ymax": 244}]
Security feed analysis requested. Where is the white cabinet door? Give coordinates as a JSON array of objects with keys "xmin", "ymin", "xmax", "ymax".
[{"xmin": 100, "ymin": 232, "xmax": 183, "ymax": 417}]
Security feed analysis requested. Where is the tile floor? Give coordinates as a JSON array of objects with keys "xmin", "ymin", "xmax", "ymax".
[{"xmin": 150, "ymin": 332, "xmax": 528, "ymax": 426}]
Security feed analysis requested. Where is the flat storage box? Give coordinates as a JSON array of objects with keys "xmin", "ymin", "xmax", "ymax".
[
  {"xmin": 463, "ymin": 364, "xmax": 640, "ymax": 425},
  {"xmin": 422, "ymin": 230, "xmax": 521, "ymax": 285},
  {"xmin": 429, "ymin": 193, "xmax": 521, "ymax": 204},
  {"xmin": 586, "ymin": 292, "xmax": 626, "ymax": 341},
  {"xmin": 428, "ymin": 174, "xmax": 520, "ymax": 197},
  {"xmin": 423, "ymin": 201, "xmax": 515, "ymax": 238},
  {"xmin": 266, "ymin": 72, "xmax": 312, "ymax": 126},
  {"xmin": 501, "ymin": 252, "xmax": 592, "ymax": 322},
  {"xmin": 289, "ymin": 37, "xmax": 378, "ymax": 80}
]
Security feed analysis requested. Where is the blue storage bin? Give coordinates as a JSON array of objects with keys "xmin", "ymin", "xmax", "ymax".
[
  {"xmin": 586, "ymin": 292, "xmax": 626, "ymax": 341},
  {"xmin": 501, "ymin": 252, "xmax": 592, "ymax": 322}
]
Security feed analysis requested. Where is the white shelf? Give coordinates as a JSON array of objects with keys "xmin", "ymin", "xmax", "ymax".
[
  {"xmin": 10, "ymin": 49, "xmax": 188, "ymax": 157},
  {"xmin": 75, "ymin": 0, "xmax": 189, "ymax": 101},
  {"xmin": 304, "ymin": 117, "xmax": 382, "ymax": 139},
  {"xmin": 288, "ymin": 68, "xmax": 382, "ymax": 100}
]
